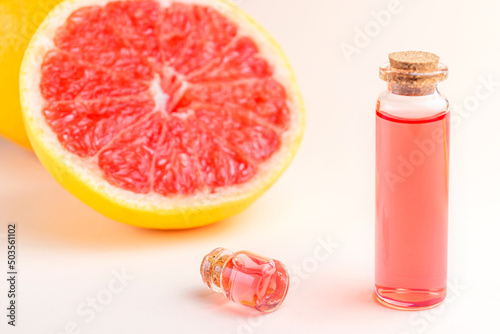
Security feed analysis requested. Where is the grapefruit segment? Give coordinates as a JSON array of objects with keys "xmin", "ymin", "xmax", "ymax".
[
  {"xmin": 153, "ymin": 116, "xmax": 204, "ymax": 196},
  {"xmin": 192, "ymin": 105, "xmax": 280, "ymax": 163},
  {"xmin": 188, "ymin": 116, "xmax": 256, "ymax": 189},
  {"xmin": 54, "ymin": 5, "xmax": 154, "ymax": 81},
  {"xmin": 187, "ymin": 36, "xmax": 271, "ymax": 83},
  {"xmin": 43, "ymin": 97, "xmax": 155, "ymax": 157},
  {"xmin": 40, "ymin": 50, "xmax": 149, "ymax": 101},
  {"xmin": 158, "ymin": 3, "xmax": 237, "ymax": 75},
  {"xmin": 98, "ymin": 112, "xmax": 163, "ymax": 194},
  {"xmin": 179, "ymin": 78, "xmax": 290, "ymax": 129},
  {"xmin": 106, "ymin": 0, "xmax": 161, "ymax": 63},
  {"xmin": 21, "ymin": 0, "xmax": 305, "ymax": 229}
]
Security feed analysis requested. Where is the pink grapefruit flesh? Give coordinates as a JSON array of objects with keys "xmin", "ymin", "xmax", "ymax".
[{"xmin": 40, "ymin": 1, "xmax": 290, "ymax": 196}]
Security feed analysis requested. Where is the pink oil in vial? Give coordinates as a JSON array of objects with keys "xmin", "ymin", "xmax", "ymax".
[
  {"xmin": 221, "ymin": 251, "xmax": 289, "ymax": 312},
  {"xmin": 201, "ymin": 248, "xmax": 289, "ymax": 312},
  {"xmin": 375, "ymin": 51, "xmax": 450, "ymax": 310},
  {"xmin": 375, "ymin": 107, "xmax": 450, "ymax": 310}
]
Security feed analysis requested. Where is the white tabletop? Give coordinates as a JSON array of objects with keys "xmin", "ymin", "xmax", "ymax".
[{"xmin": 1, "ymin": 0, "xmax": 499, "ymax": 333}]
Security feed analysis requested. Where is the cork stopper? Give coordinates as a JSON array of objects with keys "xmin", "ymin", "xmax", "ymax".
[
  {"xmin": 380, "ymin": 50, "xmax": 447, "ymax": 95},
  {"xmin": 389, "ymin": 51, "xmax": 439, "ymax": 72},
  {"xmin": 200, "ymin": 248, "xmax": 232, "ymax": 292}
]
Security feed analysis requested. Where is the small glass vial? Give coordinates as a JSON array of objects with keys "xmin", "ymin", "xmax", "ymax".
[
  {"xmin": 200, "ymin": 248, "xmax": 289, "ymax": 312},
  {"xmin": 375, "ymin": 51, "xmax": 450, "ymax": 310}
]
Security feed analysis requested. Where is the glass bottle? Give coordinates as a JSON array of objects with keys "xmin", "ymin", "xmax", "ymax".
[
  {"xmin": 375, "ymin": 51, "xmax": 450, "ymax": 310},
  {"xmin": 200, "ymin": 247, "xmax": 289, "ymax": 312}
]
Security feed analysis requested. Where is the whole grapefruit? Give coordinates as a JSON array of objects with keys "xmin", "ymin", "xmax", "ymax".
[{"xmin": 0, "ymin": 0, "xmax": 63, "ymax": 149}]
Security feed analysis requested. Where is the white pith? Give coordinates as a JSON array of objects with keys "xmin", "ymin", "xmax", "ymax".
[
  {"xmin": 150, "ymin": 75, "xmax": 169, "ymax": 113},
  {"xmin": 20, "ymin": 0, "xmax": 305, "ymax": 211}
]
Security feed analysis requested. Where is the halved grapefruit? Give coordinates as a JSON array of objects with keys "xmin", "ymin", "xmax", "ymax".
[{"xmin": 20, "ymin": 0, "xmax": 305, "ymax": 229}]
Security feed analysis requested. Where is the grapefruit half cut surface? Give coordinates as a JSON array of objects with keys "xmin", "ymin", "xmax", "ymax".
[{"xmin": 20, "ymin": 0, "xmax": 305, "ymax": 229}]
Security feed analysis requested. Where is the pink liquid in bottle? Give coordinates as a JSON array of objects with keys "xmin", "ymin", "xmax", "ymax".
[
  {"xmin": 375, "ymin": 108, "xmax": 449, "ymax": 309},
  {"xmin": 375, "ymin": 51, "xmax": 450, "ymax": 310},
  {"xmin": 201, "ymin": 248, "xmax": 289, "ymax": 312},
  {"xmin": 221, "ymin": 251, "xmax": 289, "ymax": 312}
]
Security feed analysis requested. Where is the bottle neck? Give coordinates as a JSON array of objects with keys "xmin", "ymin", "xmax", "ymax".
[
  {"xmin": 200, "ymin": 248, "xmax": 233, "ymax": 292},
  {"xmin": 387, "ymin": 80, "xmax": 438, "ymax": 96}
]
